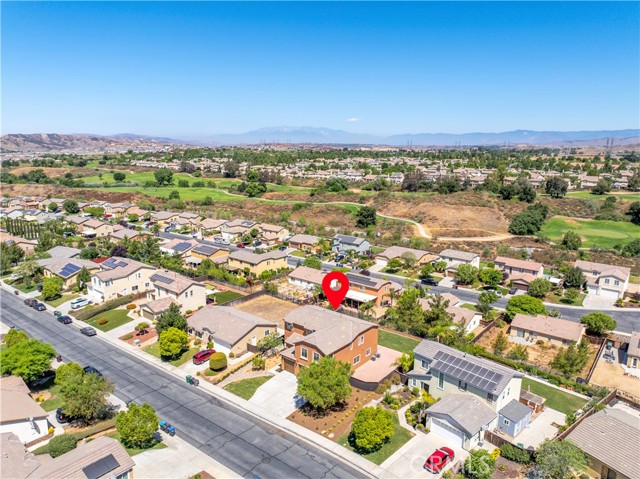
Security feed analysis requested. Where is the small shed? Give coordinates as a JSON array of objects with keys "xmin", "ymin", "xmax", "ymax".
[
  {"xmin": 498, "ymin": 399, "xmax": 532, "ymax": 437},
  {"xmin": 519, "ymin": 388, "xmax": 546, "ymax": 414}
]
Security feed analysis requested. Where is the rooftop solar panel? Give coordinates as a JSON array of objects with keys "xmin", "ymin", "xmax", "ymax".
[
  {"xmin": 151, "ymin": 274, "xmax": 175, "ymax": 285},
  {"xmin": 430, "ymin": 352, "xmax": 503, "ymax": 393},
  {"xmin": 173, "ymin": 242, "xmax": 192, "ymax": 252},
  {"xmin": 82, "ymin": 454, "xmax": 120, "ymax": 479}
]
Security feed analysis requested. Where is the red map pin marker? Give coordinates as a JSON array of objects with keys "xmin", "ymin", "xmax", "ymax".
[{"xmin": 322, "ymin": 271, "xmax": 350, "ymax": 310}]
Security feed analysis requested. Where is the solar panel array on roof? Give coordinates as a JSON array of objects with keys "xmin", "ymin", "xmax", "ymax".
[
  {"xmin": 102, "ymin": 258, "xmax": 118, "ymax": 268},
  {"xmin": 431, "ymin": 351, "xmax": 503, "ymax": 393},
  {"xmin": 173, "ymin": 242, "xmax": 193, "ymax": 252},
  {"xmin": 151, "ymin": 273, "xmax": 175, "ymax": 285},
  {"xmin": 59, "ymin": 263, "xmax": 81, "ymax": 278},
  {"xmin": 194, "ymin": 244, "xmax": 216, "ymax": 255},
  {"xmin": 82, "ymin": 454, "xmax": 120, "ymax": 479},
  {"xmin": 116, "ymin": 260, "xmax": 127, "ymax": 267},
  {"xmin": 346, "ymin": 273, "xmax": 378, "ymax": 288}
]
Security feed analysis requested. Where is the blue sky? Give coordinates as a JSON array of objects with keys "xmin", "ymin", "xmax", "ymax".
[{"xmin": 2, "ymin": 2, "xmax": 639, "ymax": 137}]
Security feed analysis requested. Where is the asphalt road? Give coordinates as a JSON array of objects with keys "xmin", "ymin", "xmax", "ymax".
[
  {"xmin": 287, "ymin": 258, "xmax": 640, "ymax": 333},
  {"xmin": 1, "ymin": 289, "xmax": 368, "ymax": 479}
]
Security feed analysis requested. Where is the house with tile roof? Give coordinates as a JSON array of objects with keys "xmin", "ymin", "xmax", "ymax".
[
  {"xmin": 287, "ymin": 234, "xmax": 322, "ymax": 253},
  {"xmin": 0, "ymin": 377, "xmax": 49, "ymax": 444},
  {"xmin": 87, "ymin": 257, "xmax": 155, "ymax": 303},
  {"xmin": 375, "ymin": 246, "xmax": 437, "ymax": 267},
  {"xmin": 575, "ymin": 260, "xmax": 630, "ymax": 299},
  {"xmin": 37, "ymin": 257, "xmax": 100, "ymax": 291},
  {"xmin": 140, "ymin": 269, "xmax": 207, "ymax": 319},
  {"xmin": 438, "ymin": 249, "xmax": 480, "ymax": 277},
  {"xmin": 281, "ymin": 305, "xmax": 379, "ymax": 375},
  {"xmin": 288, "ymin": 266, "xmax": 326, "ymax": 290},
  {"xmin": 509, "ymin": 313, "xmax": 585, "ymax": 347},
  {"xmin": 227, "ymin": 250, "xmax": 288, "ymax": 276},
  {"xmin": 625, "ymin": 331, "xmax": 640, "ymax": 369}
]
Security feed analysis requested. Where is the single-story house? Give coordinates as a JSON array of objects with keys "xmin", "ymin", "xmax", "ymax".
[
  {"xmin": 288, "ymin": 266, "xmax": 326, "ymax": 290},
  {"xmin": 626, "ymin": 331, "xmax": 640, "ymax": 369},
  {"xmin": 375, "ymin": 246, "xmax": 437, "ymax": 267},
  {"xmin": 0, "ymin": 376, "xmax": 49, "ymax": 444},
  {"xmin": 419, "ymin": 298, "xmax": 481, "ymax": 334},
  {"xmin": 37, "ymin": 257, "xmax": 101, "ymax": 291},
  {"xmin": 288, "ymin": 234, "xmax": 321, "ymax": 253},
  {"xmin": 439, "ymin": 249, "xmax": 480, "ymax": 277},
  {"xmin": 45, "ymin": 245, "xmax": 80, "ymax": 259},
  {"xmin": 509, "ymin": 313, "xmax": 585, "ymax": 347},
  {"xmin": 187, "ymin": 306, "xmax": 277, "ymax": 357},
  {"xmin": 332, "ymin": 234, "xmax": 371, "ymax": 254}
]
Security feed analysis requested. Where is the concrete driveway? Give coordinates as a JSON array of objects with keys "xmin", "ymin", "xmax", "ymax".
[
  {"xmin": 249, "ymin": 370, "xmax": 304, "ymax": 417},
  {"xmin": 583, "ymin": 293, "xmax": 615, "ymax": 309},
  {"xmin": 381, "ymin": 431, "xmax": 468, "ymax": 478}
]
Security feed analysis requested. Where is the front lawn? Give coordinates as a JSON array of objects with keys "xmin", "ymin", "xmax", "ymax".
[
  {"xmin": 223, "ymin": 375, "xmax": 273, "ymax": 400},
  {"xmin": 13, "ymin": 281, "xmax": 38, "ymax": 293},
  {"xmin": 540, "ymin": 216, "xmax": 640, "ymax": 249},
  {"xmin": 40, "ymin": 383, "xmax": 64, "ymax": 412},
  {"xmin": 378, "ymin": 330, "xmax": 420, "ymax": 355},
  {"xmin": 339, "ymin": 414, "xmax": 414, "ymax": 465},
  {"xmin": 86, "ymin": 309, "xmax": 134, "ymax": 332},
  {"xmin": 211, "ymin": 290, "xmax": 243, "ymax": 305},
  {"xmin": 521, "ymin": 377, "xmax": 587, "ymax": 415},
  {"xmin": 459, "ymin": 303, "xmax": 478, "ymax": 311},
  {"xmin": 545, "ymin": 292, "xmax": 586, "ymax": 307},
  {"xmin": 38, "ymin": 293, "xmax": 79, "ymax": 308},
  {"xmin": 108, "ymin": 432, "xmax": 167, "ymax": 456},
  {"xmin": 290, "ymin": 250, "xmax": 306, "ymax": 258},
  {"xmin": 143, "ymin": 343, "xmax": 200, "ymax": 366}
]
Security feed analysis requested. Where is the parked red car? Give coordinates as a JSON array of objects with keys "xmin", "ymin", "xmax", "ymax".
[
  {"xmin": 424, "ymin": 447, "xmax": 455, "ymax": 473},
  {"xmin": 236, "ymin": 243, "xmax": 245, "ymax": 248},
  {"xmin": 192, "ymin": 349, "xmax": 216, "ymax": 365}
]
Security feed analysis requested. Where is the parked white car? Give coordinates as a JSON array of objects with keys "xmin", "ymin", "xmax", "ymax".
[{"xmin": 70, "ymin": 297, "xmax": 91, "ymax": 309}]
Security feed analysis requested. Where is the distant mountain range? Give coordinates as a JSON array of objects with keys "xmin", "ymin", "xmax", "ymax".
[{"xmin": 2, "ymin": 128, "xmax": 639, "ymax": 152}]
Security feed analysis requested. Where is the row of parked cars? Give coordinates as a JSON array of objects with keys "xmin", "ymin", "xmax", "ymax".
[{"xmin": 23, "ymin": 297, "xmax": 97, "ymax": 336}]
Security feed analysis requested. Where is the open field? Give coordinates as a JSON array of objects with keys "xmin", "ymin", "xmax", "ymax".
[
  {"xmin": 234, "ymin": 295, "xmax": 299, "ymax": 329},
  {"xmin": 540, "ymin": 216, "xmax": 639, "ymax": 249},
  {"xmin": 521, "ymin": 378, "xmax": 587, "ymax": 414},
  {"xmin": 566, "ymin": 191, "xmax": 640, "ymax": 202}
]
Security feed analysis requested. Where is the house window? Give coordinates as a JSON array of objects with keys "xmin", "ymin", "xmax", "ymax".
[
  {"xmin": 366, "ymin": 348, "xmax": 371, "ymax": 357},
  {"xmin": 312, "ymin": 352, "xmax": 320, "ymax": 362},
  {"xmin": 605, "ymin": 278, "xmax": 610, "ymax": 284},
  {"xmin": 300, "ymin": 348, "xmax": 308, "ymax": 360},
  {"xmin": 285, "ymin": 322, "xmax": 293, "ymax": 331},
  {"xmin": 145, "ymin": 282, "xmax": 150, "ymax": 288},
  {"xmin": 264, "ymin": 330, "xmax": 270, "ymax": 337},
  {"xmin": 459, "ymin": 381, "xmax": 467, "ymax": 391},
  {"xmin": 135, "ymin": 272, "xmax": 141, "ymax": 279},
  {"xmin": 503, "ymin": 418, "xmax": 510, "ymax": 426},
  {"xmin": 421, "ymin": 359, "xmax": 429, "ymax": 370},
  {"xmin": 615, "ymin": 280, "xmax": 620, "ymax": 286},
  {"xmin": 132, "ymin": 286, "xmax": 138, "ymax": 292},
  {"xmin": 487, "ymin": 393, "xmax": 494, "ymax": 403},
  {"xmin": 353, "ymin": 355, "xmax": 360, "ymax": 365},
  {"xmin": 438, "ymin": 372, "xmax": 444, "ymax": 389},
  {"xmin": 358, "ymin": 335, "xmax": 364, "ymax": 345}
]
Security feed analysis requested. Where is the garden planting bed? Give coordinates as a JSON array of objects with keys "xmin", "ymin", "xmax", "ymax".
[{"xmin": 119, "ymin": 328, "xmax": 157, "ymax": 347}]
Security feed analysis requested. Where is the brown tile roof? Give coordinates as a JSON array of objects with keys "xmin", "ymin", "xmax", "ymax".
[
  {"xmin": 0, "ymin": 433, "xmax": 43, "ymax": 479},
  {"xmin": 288, "ymin": 266, "xmax": 326, "ymax": 285},
  {"xmin": 628, "ymin": 331, "xmax": 640, "ymax": 358},
  {"xmin": 575, "ymin": 260, "xmax": 631, "ymax": 281},
  {"xmin": 509, "ymin": 272, "xmax": 536, "ymax": 284},
  {"xmin": 150, "ymin": 269, "xmax": 204, "ymax": 295},
  {"xmin": 94, "ymin": 258, "xmax": 154, "ymax": 282},
  {"xmin": 0, "ymin": 377, "xmax": 49, "ymax": 423},
  {"xmin": 494, "ymin": 256, "xmax": 543, "ymax": 272},
  {"xmin": 229, "ymin": 249, "xmax": 287, "ymax": 265},
  {"xmin": 511, "ymin": 313, "xmax": 585, "ymax": 342},
  {"xmin": 141, "ymin": 297, "xmax": 176, "ymax": 315},
  {"xmin": 187, "ymin": 306, "xmax": 276, "ymax": 346},
  {"xmin": 377, "ymin": 246, "xmax": 433, "ymax": 261},
  {"xmin": 288, "ymin": 234, "xmax": 320, "ymax": 246},
  {"xmin": 439, "ymin": 249, "xmax": 479, "ymax": 262}
]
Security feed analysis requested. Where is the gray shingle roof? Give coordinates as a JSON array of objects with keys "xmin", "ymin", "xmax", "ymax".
[
  {"xmin": 187, "ymin": 306, "xmax": 276, "ymax": 346},
  {"xmin": 499, "ymin": 399, "xmax": 531, "ymax": 423},
  {"xmin": 428, "ymin": 394, "xmax": 497, "ymax": 436},
  {"xmin": 439, "ymin": 249, "xmax": 479, "ymax": 262},
  {"xmin": 566, "ymin": 408, "xmax": 640, "ymax": 479},
  {"xmin": 414, "ymin": 340, "xmax": 523, "ymax": 396}
]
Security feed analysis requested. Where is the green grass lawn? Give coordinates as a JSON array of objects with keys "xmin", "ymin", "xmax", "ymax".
[
  {"xmin": 566, "ymin": 191, "xmax": 640, "ymax": 202},
  {"xmin": 38, "ymin": 293, "xmax": 79, "ymax": 308},
  {"xmin": 13, "ymin": 281, "xmax": 38, "ymax": 293},
  {"xmin": 540, "ymin": 216, "xmax": 640, "ymax": 249},
  {"xmin": 40, "ymin": 383, "xmax": 64, "ymax": 412},
  {"xmin": 211, "ymin": 290, "xmax": 243, "ymax": 305},
  {"xmin": 86, "ymin": 309, "xmax": 134, "ymax": 332},
  {"xmin": 223, "ymin": 376, "xmax": 273, "ymax": 400},
  {"xmin": 290, "ymin": 250, "xmax": 306, "ymax": 258},
  {"xmin": 107, "ymin": 432, "xmax": 167, "ymax": 456},
  {"xmin": 521, "ymin": 378, "xmax": 587, "ymax": 415},
  {"xmin": 143, "ymin": 343, "xmax": 200, "ymax": 366},
  {"xmin": 378, "ymin": 330, "xmax": 420, "ymax": 355},
  {"xmin": 339, "ymin": 414, "xmax": 414, "ymax": 465},
  {"xmin": 459, "ymin": 303, "xmax": 479, "ymax": 311},
  {"xmin": 545, "ymin": 292, "xmax": 586, "ymax": 307}
]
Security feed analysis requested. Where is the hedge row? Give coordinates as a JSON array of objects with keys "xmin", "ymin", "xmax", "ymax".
[{"xmin": 73, "ymin": 295, "xmax": 133, "ymax": 322}]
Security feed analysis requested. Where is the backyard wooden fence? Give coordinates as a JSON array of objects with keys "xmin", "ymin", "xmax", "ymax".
[
  {"xmin": 555, "ymin": 388, "xmax": 617, "ymax": 441},
  {"xmin": 483, "ymin": 430, "xmax": 535, "ymax": 458},
  {"xmin": 471, "ymin": 320, "xmax": 496, "ymax": 344}
]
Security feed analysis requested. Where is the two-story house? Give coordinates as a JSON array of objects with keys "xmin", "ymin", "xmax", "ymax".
[
  {"xmin": 87, "ymin": 257, "xmax": 155, "ymax": 303},
  {"xmin": 575, "ymin": 260, "xmax": 630, "ymax": 299},
  {"xmin": 80, "ymin": 219, "xmax": 114, "ymax": 238},
  {"xmin": 344, "ymin": 273, "xmax": 392, "ymax": 308},
  {"xmin": 375, "ymin": 246, "xmax": 437, "ymax": 268},
  {"xmin": 288, "ymin": 234, "xmax": 322, "ymax": 253},
  {"xmin": 257, "ymin": 223, "xmax": 290, "ymax": 245},
  {"xmin": 159, "ymin": 238, "xmax": 199, "ymax": 258},
  {"xmin": 494, "ymin": 256, "xmax": 544, "ymax": 292},
  {"xmin": 37, "ymin": 257, "xmax": 100, "ymax": 291},
  {"xmin": 151, "ymin": 211, "xmax": 180, "ymax": 228},
  {"xmin": 194, "ymin": 218, "xmax": 228, "ymax": 236},
  {"xmin": 281, "ymin": 305, "xmax": 379, "ymax": 375},
  {"xmin": 226, "ymin": 250, "xmax": 288, "ymax": 276},
  {"xmin": 185, "ymin": 243, "xmax": 229, "ymax": 268},
  {"xmin": 332, "ymin": 234, "xmax": 371, "ymax": 255},
  {"xmin": 140, "ymin": 270, "xmax": 207, "ymax": 319},
  {"xmin": 438, "ymin": 249, "xmax": 481, "ymax": 277},
  {"xmin": 408, "ymin": 340, "xmax": 525, "ymax": 449}
]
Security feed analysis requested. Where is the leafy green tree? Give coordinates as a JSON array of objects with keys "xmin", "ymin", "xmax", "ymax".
[
  {"xmin": 325, "ymin": 177, "xmax": 349, "ymax": 192},
  {"xmin": 154, "ymin": 168, "xmax": 174, "ymax": 186},
  {"xmin": 622, "ymin": 238, "xmax": 640, "ymax": 257},
  {"xmin": 384, "ymin": 288, "xmax": 425, "ymax": 334},
  {"xmin": 303, "ymin": 256, "xmax": 322, "ymax": 269},
  {"xmin": 168, "ymin": 190, "xmax": 180, "ymax": 200},
  {"xmin": 42, "ymin": 276, "xmax": 62, "ymax": 300},
  {"xmin": 58, "ymin": 366, "xmax": 115, "ymax": 421},
  {"xmin": 350, "ymin": 407, "xmax": 394, "ymax": 452},
  {"xmin": 79, "ymin": 246, "xmax": 101, "ymax": 260},
  {"xmin": 591, "ymin": 178, "xmax": 612, "ymax": 195},
  {"xmin": 13, "ymin": 258, "xmax": 40, "ymax": 281},
  {"xmin": 463, "ymin": 449, "xmax": 496, "ymax": 479},
  {"xmin": 209, "ymin": 352, "xmax": 227, "ymax": 370},
  {"xmin": 628, "ymin": 201, "xmax": 640, "ymax": 225},
  {"xmin": 76, "ymin": 267, "xmax": 92, "ymax": 289},
  {"xmin": 561, "ymin": 231, "xmax": 582, "ymax": 250},
  {"xmin": 517, "ymin": 182, "xmax": 537, "ymax": 203},
  {"xmin": 178, "ymin": 179, "xmax": 189, "ymax": 188},
  {"xmin": 113, "ymin": 172, "xmax": 126, "ymax": 182},
  {"xmin": 256, "ymin": 333, "xmax": 282, "ymax": 355},
  {"xmin": 563, "ymin": 266, "xmax": 586, "ymax": 289},
  {"xmin": 400, "ymin": 252, "xmax": 417, "ymax": 268},
  {"xmin": 395, "ymin": 352, "xmax": 415, "ymax": 373},
  {"xmin": 156, "ymin": 303, "xmax": 187, "ymax": 334},
  {"xmin": 455, "ymin": 264, "xmax": 478, "ymax": 285},
  {"xmin": 48, "ymin": 434, "xmax": 77, "ymax": 458},
  {"xmin": 550, "ymin": 340, "xmax": 590, "ymax": 377},
  {"xmin": 581, "ymin": 312, "xmax": 616, "ymax": 335},
  {"xmin": 158, "ymin": 327, "xmax": 188, "ymax": 358},
  {"xmin": 48, "ymin": 202, "xmax": 58, "ymax": 212},
  {"xmin": 479, "ymin": 268, "xmax": 502, "ymax": 287},
  {"xmin": 4, "ymin": 329, "xmax": 29, "ymax": 348},
  {"xmin": 84, "ymin": 206, "xmax": 105, "ymax": 218},
  {"xmin": 507, "ymin": 344, "xmax": 529, "ymax": 361},
  {"xmin": 500, "ymin": 443, "xmax": 531, "ymax": 464},
  {"xmin": 297, "ymin": 356, "xmax": 352, "ymax": 411},
  {"xmin": 135, "ymin": 322, "xmax": 150, "ymax": 334},
  {"xmin": 528, "ymin": 278, "xmax": 551, "ymax": 298},
  {"xmin": 477, "ymin": 291, "xmax": 499, "ymax": 319},
  {"xmin": 355, "ymin": 206, "xmax": 377, "ymax": 228},
  {"xmin": 505, "ymin": 295, "xmax": 546, "ymax": 318},
  {"xmin": 545, "ymin": 177, "xmax": 568, "ymax": 198},
  {"xmin": 492, "ymin": 331, "xmax": 509, "ymax": 355},
  {"xmin": 116, "ymin": 403, "xmax": 159, "ymax": 449},
  {"xmin": 535, "ymin": 440, "xmax": 588, "ymax": 479},
  {"xmin": 0, "ymin": 339, "xmax": 56, "ymax": 382},
  {"xmin": 63, "ymin": 199, "xmax": 80, "ymax": 214},
  {"xmin": 419, "ymin": 263, "xmax": 434, "ymax": 278},
  {"xmin": 0, "ymin": 242, "xmax": 25, "ymax": 270}
]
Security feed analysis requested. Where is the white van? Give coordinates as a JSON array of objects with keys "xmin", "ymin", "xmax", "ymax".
[
  {"xmin": 213, "ymin": 236, "xmax": 230, "ymax": 245},
  {"xmin": 70, "ymin": 297, "xmax": 91, "ymax": 309}
]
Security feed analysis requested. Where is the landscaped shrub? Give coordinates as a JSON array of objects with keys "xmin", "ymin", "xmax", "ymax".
[
  {"xmin": 209, "ymin": 352, "xmax": 227, "ymax": 371},
  {"xmin": 126, "ymin": 304, "xmax": 136, "ymax": 310},
  {"xmin": 48, "ymin": 434, "xmax": 77, "ymax": 458},
  {"xmin": 98, "ymin": 318, "xmax": 108, "ymax": 325},
  {"xmin": 74, "ymin": 295, "xmax": 132, "ymax": 321},
  {"xmin": 123, "ymin": 334, "xmax": 133, "ymax": 340},
  {"xmin": 229, "ymin": 352, "xmax": 235, "ymax": 358},
  {"xmin": 500, "ymin": 443, "xmax": 531, "ymax": 464},
  {"xmin": 252, "ymin": 357, "xmax": 266, "ymax": 370},
  {"xmin": 375, "ymin": 379, "xmax": 392, "ymax": 394},
  {"xmin": 207, "ymin": 341, "xmax": 214, "ymax": 349}
]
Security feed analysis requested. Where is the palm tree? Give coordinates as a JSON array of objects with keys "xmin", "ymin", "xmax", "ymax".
[
  {"xmin": 387, "ymin": 287, "xmax": 398, "ymax": 307},
  {"xmin": 358, "ymin": 301, "xmax": 375, "ymax": 320}
]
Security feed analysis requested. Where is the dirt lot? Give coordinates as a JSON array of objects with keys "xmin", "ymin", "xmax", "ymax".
[
  {"xmin": 590, "ymin": 355, "xmax": 640, "ymax": 396},
  {"xmin": 476, "ymin": 325, "xmax": 599, "ymax": 377},
  {"xmin": 234, "ymin": 295, "xmax": 300, "ymax": 329},
  {"xmin": 287, "ymin": 387, "xmax": 380, "ymax": 441}
]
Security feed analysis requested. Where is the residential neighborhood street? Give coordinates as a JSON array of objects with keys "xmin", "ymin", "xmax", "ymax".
[{"xmin": 0, "ymin": 289, "xmax": 372, "ymax": 479}]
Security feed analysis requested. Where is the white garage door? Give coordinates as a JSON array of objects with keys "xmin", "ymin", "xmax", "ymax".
[
  {"xmin": 375, "ymin": 258, "xmax": 387, "ymax": 267},
  {"xmin": 600, "ymin": 288, "xmax": 620, "ymax": 299},
  {"xmin": 431, "ymin": 418, "xmax": 465, "ymax": 448}
]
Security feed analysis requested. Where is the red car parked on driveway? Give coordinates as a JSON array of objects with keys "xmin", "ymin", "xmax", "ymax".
[
  {"xmin": 424, "ymin": 447, "xmax": 455, "ymax": 473},
  {"xmin": 192, "ymin": 349, "xmax": 216, "ymax": 365}
]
